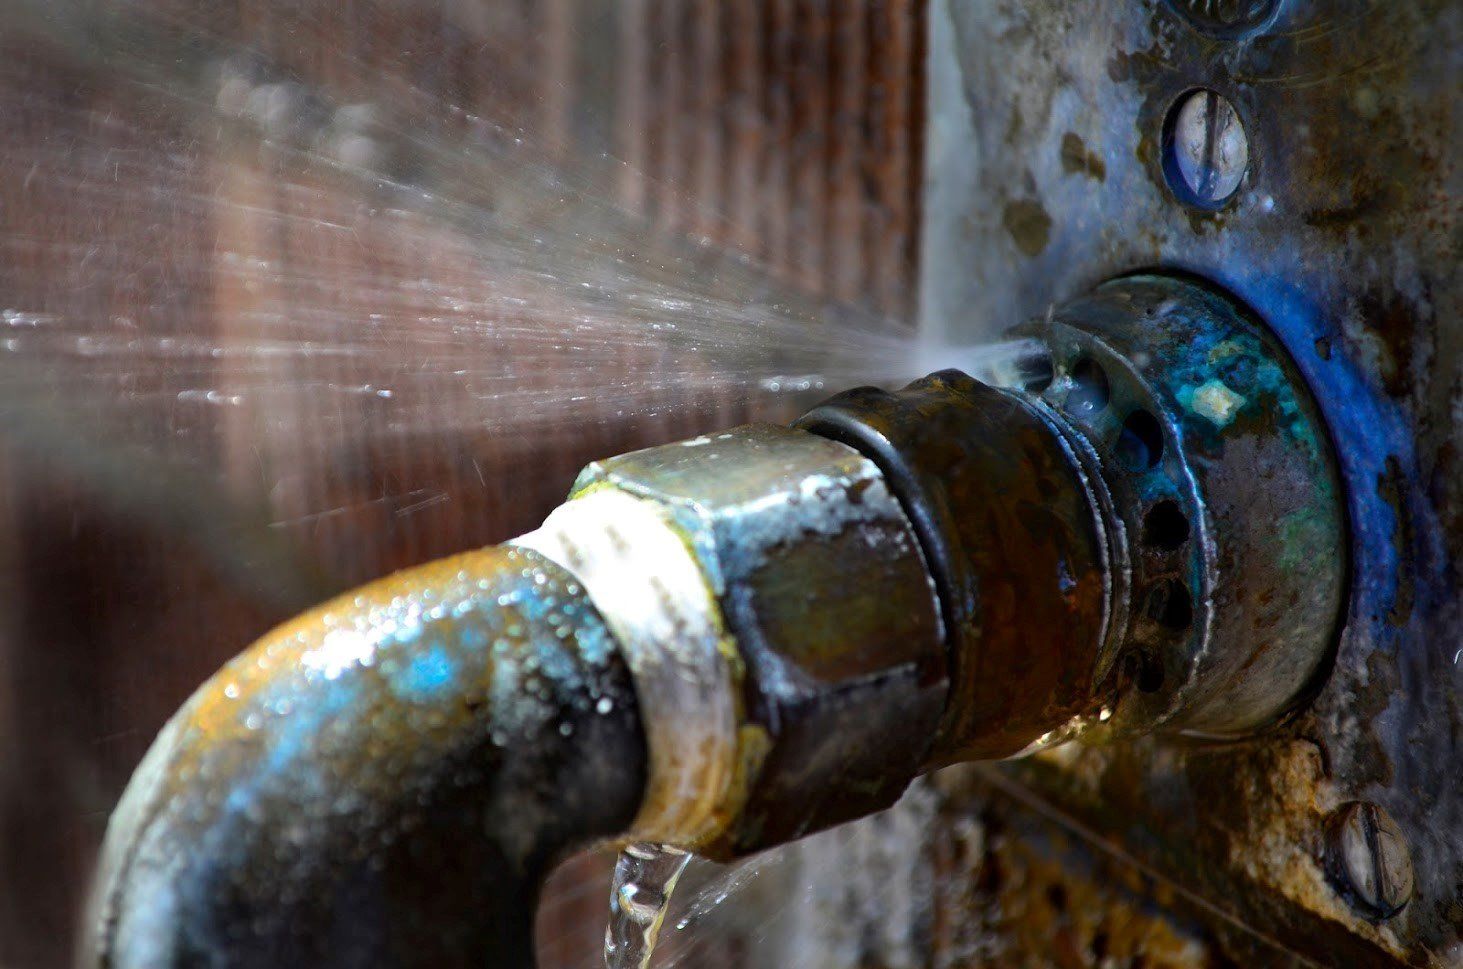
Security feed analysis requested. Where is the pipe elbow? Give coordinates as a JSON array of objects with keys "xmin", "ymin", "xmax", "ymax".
[
  {"xmin": 85, "ymin": 545, "xmax": 647, "ymax": 969},
  {"xmin": 88, "ymin": 425, "xmax": 953, "ymax": 968}
]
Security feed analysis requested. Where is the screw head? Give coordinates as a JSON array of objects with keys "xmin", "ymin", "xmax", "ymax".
[
  {"xmin": 1165, "ymin": 0, "xmax": 1283, "ymax": 38},
  {"xmin": 1327, "ymin": 802, "xmax": 1414, "ymax": 919},
  {"xmin": 1162, "ymin": 89, "xmax": 1250, "ymax": 209}
]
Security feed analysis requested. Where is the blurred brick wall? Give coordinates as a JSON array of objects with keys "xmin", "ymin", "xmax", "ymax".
[{"xmin": 0, "ymin": 2, "xmax": 925, "ymax": 965}]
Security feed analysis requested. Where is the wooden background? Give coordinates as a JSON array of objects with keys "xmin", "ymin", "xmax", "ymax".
[{"xmin": 0, "ymin": 2, "xmax": 925, "ymax": 965}]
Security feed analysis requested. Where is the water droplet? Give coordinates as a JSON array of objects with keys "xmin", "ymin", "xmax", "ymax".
[
  {"xmin": 616, "ymin": 882, "xmax": 668, "ymax": 922},
  {"xmin": 604, "ymin": 842, "xmax": 690, "ymax": 969}
]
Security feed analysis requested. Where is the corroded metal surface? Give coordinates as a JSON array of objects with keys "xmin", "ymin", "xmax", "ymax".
[
  {"xmin": 87, "ymin": 272, "xmax": 1359, "ymax": 964},
  {"xmin": 1007, "ymin": 275, "xmax": 1347, "ymax": 738},
  {"xmin": 1327, "ymin": 801, "xmax": 1415, "ymax": 921},
  {"xmin": 87, "ymin": 546, "xmax": 645, "ymax": 968},
  {"xmin": 794, "ymin": 275, "xmax": 1345, "ymax": 762},
  {"xmin": 797, "ymin": 371, "xmax": 1114, "ymax": 762},
  {"xmin": 922, "ymin": 0, "xmax": 1460, "ymax": 963},
  {"xmin": 576, "ymin": 424, "xmax": 946, "ymax": 853}
]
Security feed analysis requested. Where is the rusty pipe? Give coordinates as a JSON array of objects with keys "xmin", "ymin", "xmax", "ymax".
[
  {"xmin": 86, "ymin": 546, "xmax": 647, "ymax": 968},
  {"xmin": 85, "ymin": 427, "xmax": 946, "ymax": 968}
]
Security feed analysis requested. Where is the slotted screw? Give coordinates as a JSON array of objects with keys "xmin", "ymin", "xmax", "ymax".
[
  {"xmin": 1165, "ymin": 89, "xmax": 1249, "ymax": 208},
  {"xmin": 1327, "ymin": 802, "xmax": 1414, "ymax": 919}
]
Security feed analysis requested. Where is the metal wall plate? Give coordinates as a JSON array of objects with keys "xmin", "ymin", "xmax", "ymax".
[{"xmin": 919, "ymin": 0, "xmax": 1459, "ymax": 963}]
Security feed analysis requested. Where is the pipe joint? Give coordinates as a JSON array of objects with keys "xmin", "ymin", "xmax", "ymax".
[{"xmin": 565, "ymin": 423, "xmax": 946, "ymax": 855}]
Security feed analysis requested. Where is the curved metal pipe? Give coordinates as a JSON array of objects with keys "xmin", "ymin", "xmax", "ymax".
[
  {"xmin": 85, "ymin": 426, "xmax": 945, "ymax": 969},
  {"xmin": 86, "ymin": 545, "xmax": 647, "ymax": 969}
]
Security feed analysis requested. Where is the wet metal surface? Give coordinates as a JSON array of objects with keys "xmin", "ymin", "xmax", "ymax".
[
  {"xmin": 577, "ymin": 424, "xmax": 947, "ymax": 854},
  {"xmin": 88, "ymin": 546, "xmax": 645, "ymax": 968},
  {"xmin": 798, "ymin": 372, "xmax": 1113, "ymax": 763},
  {"xmin": 516, "ymin": 488, "xmax": 747, "ymax": 850},
  {"xmin": 796, "ymin": 274, "xmax": 1346, "ymax": 761},
  {"xmin": 0, "ymin": 0, "xmax": 929, "ymax": 961}
]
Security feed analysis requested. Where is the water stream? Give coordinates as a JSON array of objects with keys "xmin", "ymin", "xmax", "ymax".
[{"xmin": 604, "ymin": 843, "xmax": 693, "ymax": 969}]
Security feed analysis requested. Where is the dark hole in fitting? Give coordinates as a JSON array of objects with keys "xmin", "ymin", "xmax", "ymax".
[
  {"xmin": 1064, "ymin": 357, "xmax": 1109, "ymax": 418},
  {"xmin": 1145, "ymin": 579, "xmax": 1194, "ymax": 632},
  {"xmin": 1142, "ymin": 500, "xmax": 1190, "ymax": 550},
  {"xmin": 1016, "ymin": 349, "xmax": 1054, "ymax": 393},
  {"xmin": 1123, "ymin": 651, "xmax": 1166, "ymax": 693},
  {"xmin": 1117, "ymin": 409, "xmax": 1164, "ymax": 471},
  {"xmin": 1137, "ymin": 655, "xmax": 1165, "ymax": 693}
]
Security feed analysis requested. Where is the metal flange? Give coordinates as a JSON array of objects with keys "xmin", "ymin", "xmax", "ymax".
[{"xmin": 1002, "ymin": 274, "xmax": 1348, "ymax": 737}]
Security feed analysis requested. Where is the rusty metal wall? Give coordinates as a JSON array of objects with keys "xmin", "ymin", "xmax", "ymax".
[
  {"xmin": 0, "ymin": 2, "xmax": 927, "ymax": 966},
  {"xmin": 779, "ymin": 2, "xmax": 1457, "ymax": 967}
]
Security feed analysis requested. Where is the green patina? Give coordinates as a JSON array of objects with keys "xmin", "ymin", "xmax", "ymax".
[{"xmin": 1275, "ymin": 505, "xmax": 1337, "ymax": 572}]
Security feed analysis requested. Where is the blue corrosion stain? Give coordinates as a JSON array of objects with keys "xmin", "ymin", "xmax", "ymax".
[
  {"xmin": 105, "ymin": 548, "xmax": 632, "ymax": 968},
  {"xmin": 531, "ymin": 632, "xmax": 577, "ymax": 684},
  {"xmin": 254, "ymin": 675, "xmax": 362, "ymax": 781},
  {"xmin": 568, "ymin": 608, "xmax": 613, "ymax": 665},
  {"xmin": 194, "ymin": 674, "xmax": 366, "ymax": 884},
  {"xmin": 457, "ymin": 622, "xmax": 490, "ymax": 651},
  {"xmin": 1164, "ymin": 322, "xmax": 1320, "ymax": 456},
  {"xmin": 395, "ymin": 641, "xmax": 460, "ymax": 702},
  {"xmin": 1160, "ymin": 259, "xmax": 1444, "ymax": 648},
  {"xmin": 516, "ymin": 586, "xmax": 557, "ymax": 624},
  {"xmin": 208, "ymin": 592, "xmax": 508, "ymax": 830}
]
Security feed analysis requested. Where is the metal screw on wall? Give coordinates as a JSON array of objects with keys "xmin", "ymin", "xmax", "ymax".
[
  {"xmin": 1327, "ymin": 802, "xmax": 1414, "ymax": 919},
  {"xmin": 1163, "ymin": 89, "xmax": 1249, "ymax": 209},
  {"xmin": 1164, "ymin": 0, "xmax": 1282, "ymax": 38}
]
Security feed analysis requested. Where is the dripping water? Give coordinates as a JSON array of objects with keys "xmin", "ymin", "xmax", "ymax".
[{"xmin": 604, "ymin": 842, "xmax": 692, "ymax": 969}]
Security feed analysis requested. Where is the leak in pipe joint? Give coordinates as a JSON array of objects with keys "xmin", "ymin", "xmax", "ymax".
[{"xmin": 86, "ymin": 274, "xmax": 1347, "ymax": 968}]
